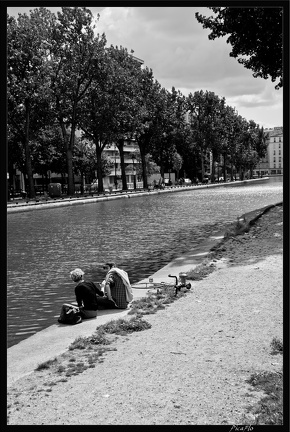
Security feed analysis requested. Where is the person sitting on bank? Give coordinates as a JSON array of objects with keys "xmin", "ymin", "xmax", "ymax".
[
  {"xmin": 97, "ymin": 262, "xmax": 133, "ymax": 309},
  {"xmin": 70, "ymin": 268, "xmax": 104, "ymax": 319}
]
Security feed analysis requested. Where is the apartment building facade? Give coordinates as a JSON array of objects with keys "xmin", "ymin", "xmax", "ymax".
[
  {"xmin": 253, "ymin": 126, "xmax": 283, "ymax": 177},
  {"xmin": 102, "ymin": 140, "xmax": 143, "ymax": 190}
]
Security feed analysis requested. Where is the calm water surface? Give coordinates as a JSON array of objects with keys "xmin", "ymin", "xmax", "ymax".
[{"xmin": 7, "ymin": 178, "xmax": 283, "ymax": 347}]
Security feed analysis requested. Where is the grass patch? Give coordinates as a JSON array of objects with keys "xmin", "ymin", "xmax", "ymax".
[
  {"xmin": 35, "ymin": 358, "xmax": 58, "ymax": 371},
  {"xmin": 100, "ymin": 316, "xmax": 152, "ymax": 335},
  {"xmin": 128, "ymin": 295, "xmax": 165, "ymax": 316},
  {"xmin": 186, "ymin": 260, "xmax": 216, "ymax": 281},
  {"xmin": 69, "ymin": 330, "xmax": 112, "ymax": 351},
  {"xmin": 128, "ymin": 283, "xmax": 188, "ymax": 316},
  {"xmin": 242, "ymin": 338, "xmax": 283, "ymax": 425},
  {"xmin": 270, "ymin": 337, "xmax": 283, "ymax": 355},
  {"xmin": 245, "ymin": 371, "xmax": 283, "ymax": 424}
]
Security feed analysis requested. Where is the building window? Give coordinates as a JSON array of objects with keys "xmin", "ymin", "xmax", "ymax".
[
  {"xmin": 274, "ymin": 138, "xmax": 276, "ymax": 142},
  {"xmin": 273, "ymin": 150, "xmax": 275, "ymax": 155},
  {"xmin": 279, "ymin": 143, "xmax": 281, "ymax": 148},
  {"xmin": 279, "ymin": 157, "xmax": 281, "ymax": 162},
  {"xmin": 273, "ymin": 164, "xmax": 276, "ymax": 168},
  {"xmin": 279, "ymin": 164, "xmax": 281, "ymax": 168},
  {"xmin": 273, "ymin": 157, "xmax": 276, "ymax": 162},
  {"xmin": 279, "ymin": 150, "xmax": 281, "ymax": 155},
  {"xmin": 279, "ymin": 137, "xmax": 282, "ymax": 142}
]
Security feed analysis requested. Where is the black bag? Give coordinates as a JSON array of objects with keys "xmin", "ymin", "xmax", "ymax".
[{"xmin": 58, "ymin": 303, "xmax": 82, "ymax": 325}]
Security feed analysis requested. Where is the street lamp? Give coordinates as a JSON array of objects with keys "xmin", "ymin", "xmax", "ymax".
[{"xmin": 131, "ymin": 154, "xmax": 137, "ymax": 189}]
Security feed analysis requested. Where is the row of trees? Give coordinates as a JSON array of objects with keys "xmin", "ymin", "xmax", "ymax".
[{"xmin": 8, "ymin": 7, "xmax": 269, "ymax": 199}]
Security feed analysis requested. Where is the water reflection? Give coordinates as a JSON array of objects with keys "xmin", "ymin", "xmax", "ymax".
[{"xmin": 7, "ymin": 178, "xmax": 283, "ymax": 347}]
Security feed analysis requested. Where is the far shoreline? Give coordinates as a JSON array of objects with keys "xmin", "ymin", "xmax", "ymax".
[{"xmin": 7, "ymin": 177, "xmax": 272, "ymax": 214}]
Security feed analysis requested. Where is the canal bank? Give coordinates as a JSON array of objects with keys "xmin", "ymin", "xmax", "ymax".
[
  {"xmin": 7, "ymin": 178, "xmax": 269, "ymax": 213},
  {"xmin": 7, "ymin": 203, "xmax": 283, "ymax": 425},
  {"xmin": 8, "ymin": 177, "xmax": 283, "ymax": 348},
  {"xmin": 7, "ymin": 229, "xmax": 224, "ymax": 387},
  {"xmin": 7, "ymin": 201, "xmax": 282, "ymax": 388}
]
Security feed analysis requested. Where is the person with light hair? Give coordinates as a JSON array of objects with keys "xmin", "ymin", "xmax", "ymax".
[{"xmin": 70, "ymin": 268, "xmax": 104, "ymax": 319}]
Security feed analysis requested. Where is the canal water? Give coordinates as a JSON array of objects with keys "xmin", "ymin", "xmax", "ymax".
[{"xmin": 7, "ymin": 177, "xmax": 282, "ymax": 347}]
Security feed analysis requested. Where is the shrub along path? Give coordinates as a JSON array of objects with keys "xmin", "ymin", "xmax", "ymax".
[{"xmin": 7, "ymin": 204, "xmax": 283, "ymax": 425}]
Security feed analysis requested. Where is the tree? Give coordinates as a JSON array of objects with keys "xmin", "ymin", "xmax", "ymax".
[
  {"xmin": 135, "ymin": 153, "xmax": 160, "ymax": 181},
  {"xmin": 195, "ymin": 7, "xmax": 283, "ymax": 89},
  {"xmin": 134, "ymin": 69, "xmax": 163, "ymax": 188},
  {"xmin": 144, "ymin": 86, "xmax": 186, "ymax": 184},
  {"xmin": 105, "ymin": 45, "xmax": 143, "ymax": 191},
  {"xmin": 73, "ymin": 137, "xmax": 113, "ymax": 193},
  {"xmin": 7, "ymin": 8, "xmax": 56, "ymax": 198},
  {"xmin": 172, "ymin": 152, "xmax": 183, "ymax": 181},
  {"xmin": 48, "ymin": 7, "xmax": 107, "ymax": 195},
  {"xmin": 30, "ymin": 125, "xmax": 66, "ymax": 191},
  {"xmin": 187, "ymin": 90, "xmax": 218, "ymax": 181},
  {"xmin": 80, "ymin": 45, "xmax": 141, "ymax": 192}
]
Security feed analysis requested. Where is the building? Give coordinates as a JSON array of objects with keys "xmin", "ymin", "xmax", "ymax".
[
  {"xmin": 253, "ymin": 126, "xmax": 283, "ymax": 177},
  {"xmin": 102, "ymin": 140, "xmax": 143, "ymax": 190}
]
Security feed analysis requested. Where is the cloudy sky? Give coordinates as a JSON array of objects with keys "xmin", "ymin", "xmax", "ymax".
[{"xmin": 7, "ymin": 5, "xmax": 283, "ymax": 129}]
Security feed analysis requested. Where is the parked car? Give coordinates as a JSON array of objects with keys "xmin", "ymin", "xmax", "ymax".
[{"xmin": 183, "ymin": 178, "xmax": 192, "ymax": 184}]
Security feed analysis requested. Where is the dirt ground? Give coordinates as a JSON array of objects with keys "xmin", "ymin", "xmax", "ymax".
[{"xmin": 7, "ymin": 205, "xmax": 283, "ymax": 425}]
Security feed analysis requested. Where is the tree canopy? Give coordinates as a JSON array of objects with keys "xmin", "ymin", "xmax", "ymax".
[
  {"xmin": 7, "ymin": 6, "xmax": 270, "ymax": 197},
  {"xmin": 195, "ymin": 7, "xmax": 283, "ymax": 89}
]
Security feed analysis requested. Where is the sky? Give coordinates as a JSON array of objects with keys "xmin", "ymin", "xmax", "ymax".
[{"xmin": 7, "ymin": 4, "xmax": 283, "ymax": 130}]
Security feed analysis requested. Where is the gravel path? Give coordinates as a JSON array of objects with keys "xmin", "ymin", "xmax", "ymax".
[{"xmin": 7, "ymin": 205, "xmax": 283, "ymax": 425}]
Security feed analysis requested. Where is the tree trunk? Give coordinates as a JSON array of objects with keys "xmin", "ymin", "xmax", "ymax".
[
  {"xmin": 59, "ymin": 119, "xmax": 75, "ymax": 196},
  {"xmin": 137, "ymin": 137, "xmax": 149, "ymax": 189},
  {"xmin": 68, "ymin": 120, "xmax": 78, "ymax": 195},
  {"xmin": 45, "ymin": 172, "xmax": 49, "ymax": 191},
  {"xmin": 160, "ymin": 163, "xmax": 164, "ymax": 183},
  {"xmin": 80, "ymin": 173, "xmax": 84, "ymax": 194},
  {"xmin": 211, "ymin": 152, "xmax": 216, "ymax": 183},
  {"xmin": 117, "ymin": 139, "xmax": 127, "ymax": 191},
  {"xmin": 140, "ymin": 149, "xmax": 148, "ymax": 189},
  {"xmin": 201, "ymin": 148, "xmax": 205, "ymax": 181},
  {"xmin": 223, "ymin": 153, "xmax": 227, "ymax": 181},
  {"xmin": 23, "ymin": 100, "xmax": 35, "ymax": 199},
  {"xmin": 95, "ymin": 142, "xmax": 104, "ymax": 193},
  {"xmin": 231, "ymin": 162, "xmax": 234, "ymax": 181}
]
